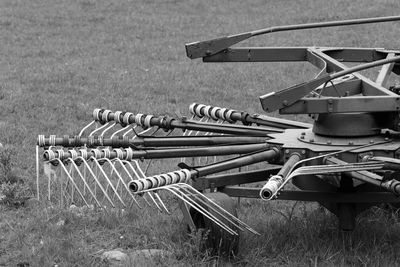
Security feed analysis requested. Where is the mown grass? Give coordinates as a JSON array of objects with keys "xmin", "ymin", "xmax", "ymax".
[{"xmin": 1, "ymin": 0, "xmax": 400, "ymax": 265}]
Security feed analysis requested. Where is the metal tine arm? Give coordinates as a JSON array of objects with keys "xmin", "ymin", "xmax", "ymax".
[
  {"xmin": 91, "ymin": 157, "xmax": 126, "ymax": 207},
  {"xmin": 189, "ymin": 103, "xmax": 310, "ymax": 129},
  {"xmin": 51, "ymin": 158, "xmax": 90, "ymax": 207},
  {"xmin": 38, "ymin": 134, "xmax": 267, "ymax": 149},
  {"xmin": 129, "ymin": 149, "xmax": 279, "ymax": 193},
  {"xmin": 66, "ymin": 158, "xmax": 102, "ymax": 207},
  {"xmin": 92, "ymin": 109, "xmax": 274, "ymax": 136}
]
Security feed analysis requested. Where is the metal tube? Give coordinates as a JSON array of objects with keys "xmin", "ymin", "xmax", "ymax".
[
  {"xmin": 326, "ymin": 156, "xmax": 400, "ymax": 195},
  {"xmin": 189, "ymin": 103, "xmax": 311, "ymax": 129},
  {"xmin": 251, "ymin": 15, "xmax": 400, "ymax": 37},
  {"xmin": 37, "ymin": 135, "xmax": 267, "ymax": 148},
  {"xmin": 91, "ymin": 110, "xmax": 278, "ymax": 136},
  {"xmin": 196, "ymin": 148, "xmax": 279, "ymax": 177},
  {"xmin": 367, "ymin": 156, "xmax": 400, "ymax": 171},
  {"xmin": 324, "ymin": 157, "xmax": 382, "ymax": 186},
  {"xmin": 260, "ymin": 153, "xmax": 302, "ymax": 200},
  {"xmin": 43, "ymin": 143, "xmax": 270, "ymax": 161}
]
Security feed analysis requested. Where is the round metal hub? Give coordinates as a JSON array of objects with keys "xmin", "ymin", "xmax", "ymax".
[
  {"xmin": 313, "ymin": 113, "xmax": 392, "ymax": 137},
  {"xmin": 299, "ymin": 130, "xmax": 383, "ymax": 146}
]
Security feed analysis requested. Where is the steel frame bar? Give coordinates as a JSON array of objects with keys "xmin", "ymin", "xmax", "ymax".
[
  {"xmin": 192, "ymin": 166, "xmax": 281, "ymax": 190},
  {"xmin": 202, "ymin": 46, "xmax": 400, "ymax": 114},
  {"xmin": 186, "ymin": 15, "xmax": 400, "ymax": 59},
  {"xmin": 37, "ymin": 135, "xmax": 267, "ymax": 148},
  {"xmin": 221, "ymin": 187, "xmax": 400, "ymax": 203},
  {"xmin": 43, "ymin": 143, "xmax": 272, "ymax": 161}
]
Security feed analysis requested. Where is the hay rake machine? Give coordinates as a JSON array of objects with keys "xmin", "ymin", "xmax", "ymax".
[{"xmin": 37, "ymin": 15, "xmax": 400, "ymax": 255}]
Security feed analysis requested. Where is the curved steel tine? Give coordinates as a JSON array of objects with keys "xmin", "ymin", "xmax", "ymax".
[
  {"xmin": 131, "ymin": 126, "xmax": 140, "ymax": 140},
  {"xmin": 288, "ymin": 162, "xmax": 384, "ymax": 179},
  {"xmin": 100, "ymin": 122, "xmax": 117, "ymax": 137},
  {"xmin": 90, "ymin": 157, "xmax": 126, "ymax": 207},
  {"xmin": 194, "ymin": 116, "xmax": 208, "ymax": 136},
  {"xmin": 105, "ymin": 158, "xmax": 141, "ymax": 208},
  {"xmin": 140, "ymin": 184, "xmax": 163, "ymax": 211},
  {"xmin": 185, "ymin": 114, "xmax": 199, "ymax": 137},
  {"xmin": 135, "ymin": 126, "xmax": 156, "ymax": 138},
  {"xmin": 121, "ymin": 160, "xmax": 152, "ymax": 206},
  {"xmin": 36, "ymin": 145, "xmax": 40, "ymax": 200},
  {"xmin": 130, "ymin": 159, "xmax": 165, "ymax": 209},
  {"xmin": 67, "ymin": 158, "xmax": 102, "ymax": 207},
  {"xmin": 171, "ymin": 186, "xmax": 244, "ymax": 232},
  {"xmin": 152, "ymin": 191, "xmax": 171, "ymax": 214},
  {"xmin": 203, "ymin": 117, "xmax": 212, "ymax": 136},
  {"xmin": 122, "ymin": 142, "xmax": 171, "ymax": 213},
  {"xmin": 110, "ymin": 125, "xmax": 131, "ymax": 139},
  {"xmin": 160, "ymin": 186, "xmax": 238, "ymax": 235},
  {"xmin": 76, "ymin": 156, "xmax": 116, "ymax": 207},
  {"xmin": 176, "ymin": 183, "xmax": 260, "ymax": 235},
  {"xmin": 176, "ymin": 184, "xmax": 249, "ymax": 230},
  {"xmin": 130, "ymin": 160, "xmax": 147, "ymax": 178},
  {"xmin": 146, "ymin": 126, "xmax": 160, "ymax": 137},
  {"xmin": 122, "ymin": 128, "xmax": 134, "ymax": 138},
  {"xmin": 122, "ymin": 160, "xmax": 162, "ymax": 211},
  {"xmin": 67, "ymin": 163, "xmax": 76, "ymax": 201},
  {"xmin": 111, "ymin": 158, "xmax": 142, "ymax": 208},
  {"xmin": 51, "ymin": 159, "xmax": 89, "ymax": 207},
  {"xmin": 89, "ymin": 122, "xmax": 113, "ymax": 137},
  {"xmin": 171, "ymin": 184, "xmax": 245, "ymax": 231},
  {"xmin": 78, "ymin": 120, "xmax": 96, "ymax": 137}
]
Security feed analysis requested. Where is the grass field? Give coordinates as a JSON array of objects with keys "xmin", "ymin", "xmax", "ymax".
[{"xmin": 1, "ymin": 0, "xmax": 400, "ymax": 266}]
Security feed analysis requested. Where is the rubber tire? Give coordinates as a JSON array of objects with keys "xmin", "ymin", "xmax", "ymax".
[{"xmin": 188, "ymin": 192, "xmax": 239, "ymax": 257}]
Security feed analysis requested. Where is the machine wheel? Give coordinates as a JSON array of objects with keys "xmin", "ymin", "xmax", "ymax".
[{"xmin": 187, "ymin": 192, "xmax": 239, "ymax": 257}]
